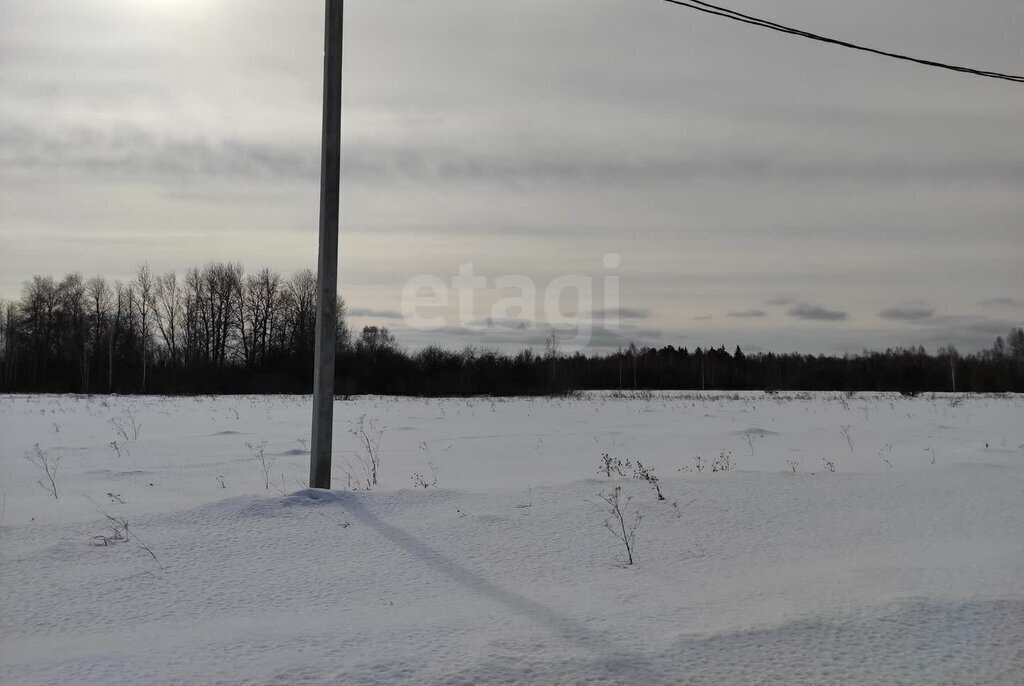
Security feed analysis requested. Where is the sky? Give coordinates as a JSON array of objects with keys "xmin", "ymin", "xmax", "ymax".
[{"xmin": 1, "ymin": 0, "xmax": 1022, "ymax": 354}]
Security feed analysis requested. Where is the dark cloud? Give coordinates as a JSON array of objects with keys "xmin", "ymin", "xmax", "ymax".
[
  {"xmin": 348, "ymin": 307, "xmax": 403, "ymax": 319},
  {"xmin": 727, "ymin": 309, "xmax": 767, "ymax": 318},
  {"xmin": 787, "ymin": 304, "xmax": 849, "ymax": 322},
  {"xmin": 879, "ymin": 305, "xmax": 934, "ymax": 321}
]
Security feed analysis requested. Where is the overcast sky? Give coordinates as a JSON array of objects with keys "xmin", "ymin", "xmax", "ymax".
[{"xmin": 2, "ymin": 0, "xmax": 1022, "ymax": 354}]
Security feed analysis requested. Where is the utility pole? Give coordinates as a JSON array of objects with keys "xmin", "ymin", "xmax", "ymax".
[{"xmin": 310, "ymin": 0, "xmax": 343, "ymax": 489}]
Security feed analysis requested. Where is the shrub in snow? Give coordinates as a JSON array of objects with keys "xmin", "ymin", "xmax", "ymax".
[
  {"xmin": 88, "ymin": 500, "xmax": 163, "ymax": 569},
  {"xmin": 632, "ymin": 460, "xmax": 665, "ymax": 501},
  {"xmin": 411, "ymin": 461, "xmax": 439, "ymax": 488},
  {"xmin": 245, "ymin": 440, "xmax": 274, "ymax": 491},
  {"xmin": 711, "ymin": 450, "xmax": 733, "ymax": 472},
  {"xmin": 678, "ymin": 455, "xmax": 705, "ymax": 473},
  {"xmin": 346, "ymin": 415, "xmax": 385, "ymax": 490},
  {"xmin": 598, "ymin": 453, "xmax": 631, "ymax": 477},
  {"xmin": 24, "ymin": 443, "xmax": 60, "ymax": 499},
  {"xmin": 840, "ymin": 425, "xmax": 854, "ymax": 454},
  {"xmin": 598, "ymin": 486, "xmax": 642, "ymax": 566},
  {"xmin": 90, "ymin": 512, "xmax": 129, "ymax": 547},
  {"xmin": 110, "ymin": 408, "xmax": 141, "ymax": 442}
]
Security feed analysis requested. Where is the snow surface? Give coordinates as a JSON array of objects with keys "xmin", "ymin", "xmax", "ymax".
[{"xmin": 1, "ymin": 392, "xmax": 1022, "ymax": 684}]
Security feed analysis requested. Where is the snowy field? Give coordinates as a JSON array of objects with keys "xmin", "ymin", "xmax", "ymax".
[{"xmin": 2, "ymin": 391, "xmax": 1023, "ymax": 685}]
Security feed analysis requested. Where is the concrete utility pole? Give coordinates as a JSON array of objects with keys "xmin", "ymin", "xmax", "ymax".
[{"xmin": 310, "ymin": 0, "xmax": 343, "ymax": 489}]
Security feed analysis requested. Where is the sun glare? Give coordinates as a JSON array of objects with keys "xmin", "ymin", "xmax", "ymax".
[{"xmin": 129, "ymin": 0, "xmax": 208, "ymax": 15}]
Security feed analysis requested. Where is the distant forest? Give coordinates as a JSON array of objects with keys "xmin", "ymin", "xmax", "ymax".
[{"xmin": 2, "ymin": 264, "xmax": 1022, "ymax": 395}]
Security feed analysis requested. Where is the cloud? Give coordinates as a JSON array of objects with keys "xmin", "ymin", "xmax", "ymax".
[
  {"xmin": 588, "ymin": 307, "xmax": 651, "ymax": 320},
  {"xmin": 2, "ymin": 0, "xmax": 1020, "ymax": 360},
  {"xmin": 879, "ymin": 305, "xmax": 934, "ymax": 321},
  {"xmin": 0, "ymin": 125, "xmax": 319, "ymax": 182},
  {"xmin": 348, "ymin": 307, "xmax": 403, "ymax": 319},
  {"xmin": 727, "ymin": 309, "xmax": 766, "ymax": 318},
  {"xmin": 976, "ymin": 297, "xmax": 1022, "ymax": 308},
  {"xmin": 395, "ymin": 322, "xmax": 663, "ymax": 353},
  {"xmin": 5, "ymin": 123, "xmax": 1023, "ymax": 190},
  {"xmin": 787, "ymin": 303, "xmax": 849, "ymax": 322},
  {"xmin": 916, "ymin": 315, "xmax": 1016, "ymax": 335},
  {"xmin": 585, "ymin": 326, "xmax": 664, "ymax": 350},
  {"xmin": 905, "ymin": 315, "xmax": 1018, "ymax": 350},
  {"xmin": 471, "ymin": 317, "xmax": 531, "ymax": 330}
]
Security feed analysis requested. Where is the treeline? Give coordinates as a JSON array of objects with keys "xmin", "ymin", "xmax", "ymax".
[
  {"xmin": 0, "ymin": 264, "xmax": 348, "ymax": 394},
  {"xmin": 1, "ymin": 265, "xmax": 1022, "ymax": 395}
]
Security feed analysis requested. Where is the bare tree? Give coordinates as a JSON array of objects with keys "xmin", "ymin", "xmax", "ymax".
[
  {"xmin": 238, "ymin": 268, "xmax": 282, "ymax": 368},
  {"xmin": 154, "ymin": 271, "xmax": 183, "ymax": 368},
  {"xmin": 939, "ymin": 344, "xmax": 959, "ymax": 393},
  {"xmin": 109, "ymin": 281, "xmax": 130, "ymax": 390},
  {"xmin": 20, "ymin": 276, "xmax": 60, "ymax": 386},
  {"xmin": 1008, "ymin": 327, "xmax": 1024, "ymax": 361},
  {"xmin": 335, "ymin": 295, "xmax": 351, "ymax": 353},
  {"xmin": 0, "ymin": 299, "xmax": 18, "ymax": 389},
  {"xmin": 627, "ymin": 341, "xmax": 639, "ymax": 390},
  {"xmin": 356, "ymin": 326, "xmax": 399, "ymax": 359},
  {"xmin": 134, "ymin": 265, "xmax": 155, "ymax": 391},
  {"xmin": 86, "ymin": 276, "xmax": 111, "ymax": 388},
  {"xmin": 183, "ymin": 266, "xmax": 206, "ymax": 364},
  {"xmin": 287, "ymin": 268, "xmax": 317, "ymax": 360},
  {"xmin": 59, "ymin": 273, "xmax": 89, "ymax": 392},
  {"xmin": 545, "ymin": 330, "xmax": 560, "ymax": 383},
  {"xmin": 201, "ymin": 262, "xmax": 243, "ymax": 367}
]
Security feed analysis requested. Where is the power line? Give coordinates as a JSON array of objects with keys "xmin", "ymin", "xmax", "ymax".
[{"xmin": 662, "ymin": 0, "xmax": 1024, "ymax": 83}]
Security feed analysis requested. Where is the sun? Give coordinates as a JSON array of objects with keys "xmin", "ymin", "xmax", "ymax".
[{"xmin": 130, "ymin": 0, "xmax": 208, "ymax": 14}]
